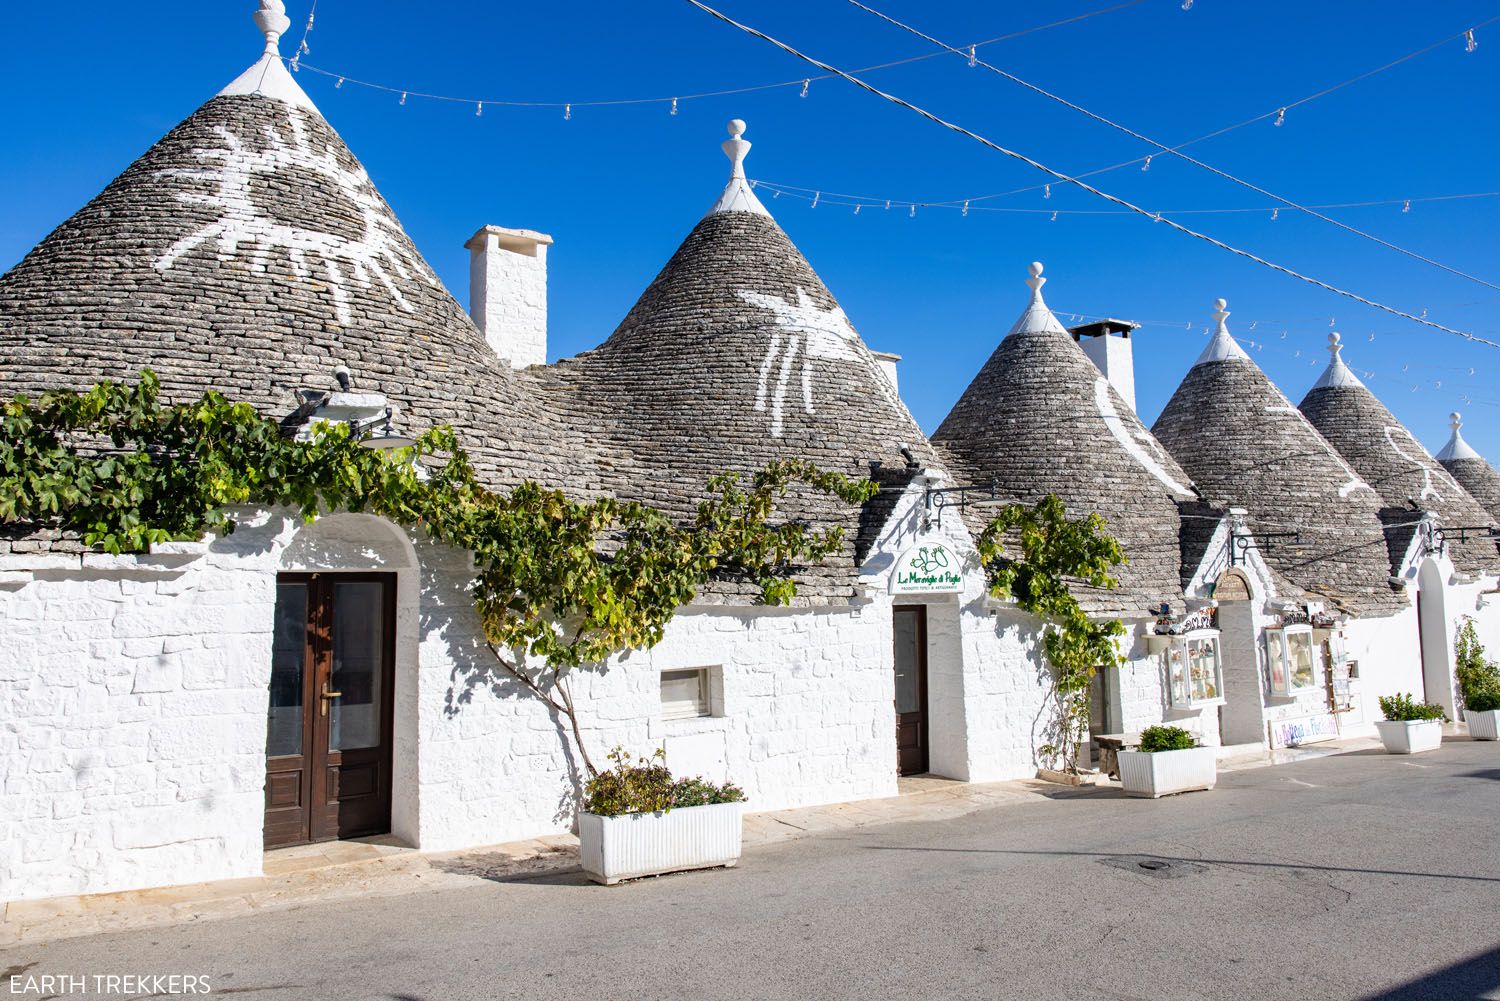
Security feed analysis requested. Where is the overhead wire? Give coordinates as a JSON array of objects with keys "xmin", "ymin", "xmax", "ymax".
[
  {"xmin": 842, "ymin": 0, "xmax": 1500, "ymax": 292},
  {"xmin": 681, "ymin": 0, "xmax": 1500, "ymax": 351}
]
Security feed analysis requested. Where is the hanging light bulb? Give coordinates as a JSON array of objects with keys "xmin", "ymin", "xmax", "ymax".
[
  {"xmin": 909, "ymin": 204, "xmax": 917, "ymax": 218},
  {"xmin": 1142, "ymin": 155, "xmax": 1152, "ymax": 172},
  {"xmin": 476, "ymin": 102, "xmax": 483, "ymax": 117},
  {"xmin": 1043, "ymin": 184, "xmax": 1051, "ymax": 200},
  {"xmin": 670, "ymin": 97, "xmax": 679, "ymax": 116},
  {"xmin": 400, "ymin": 91, "xmax": 407, "ymax": 106},
  {"xmin": 811, "ymin": 192, "xmax": 820, "ymax": 209},
  {"xmin": 854, "ymin": 204, "xmax": 861, "ymax": 216},
  {"xmin": 1274, "ymin": 107, "xmax": 1286, "ymax": 127},
  {"xmin": 1368, "ymin": 332, "xmax": 1376, "ymax": 341},
  {"xmin": 1181, "ymin": 0, "xmax": 1193, "ymax": 8},
  {"xmin": 1402, "ymin": 199, "xmax": 1411, "ymax": 213},
  {"xmin": 962, "ymin": 200, "xmax": 970, "ymax": 217},
  {"xmin": 1050, "ymin": 210, "xmax": 1058, "ymax": 222},
  {"xmin": 1250, "ymin": 321, "xmax": 1258, "ymax": 330},
  {"xmin": 800, "ymin": 79, "xmax": 810, "ymax": 98},
  {"xmin": 885, "ymin": 200, "xmax": 891, "ymax": 210},
  {"xmin": 1272, "ymin": 208, "xmax": 1279, "ymax": 220},
  {"xmin": 1465, "ymin": 28, "xmax": 1477, "ymax": 52},
  {"xmin": 336, "ymin": 77, "xmax": 345, "ymax": 89},
  {"xmin": 967, "ymin": 45, "xmax": 977, "ymax": 67}
]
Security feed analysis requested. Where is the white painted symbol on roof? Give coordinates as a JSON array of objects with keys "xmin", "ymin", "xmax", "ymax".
[
  {"xmin": 1094, "ymin": 379, "xmax": 1193, "ymax": 497},
  {"xmin": 1265, "ymin": 405, "xmax": 1376, "ymax": 500},
  {"xmin": 154, "ymin": 109, "xmax": 435, "ymax": 327},
  {"xmin": 1383, "ymin": 426, "xmax": 1458, "ymax": 502},
  {"xmin": 739, "ymin": 287, "xmax": 900, "ymax": 437}
]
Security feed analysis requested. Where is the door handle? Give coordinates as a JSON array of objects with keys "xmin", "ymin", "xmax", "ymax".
[{"xmin": 320, "ymin": 684, "xmax": 343, "ymax": 716}]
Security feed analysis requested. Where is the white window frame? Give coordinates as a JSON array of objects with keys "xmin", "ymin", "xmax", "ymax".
[
  {"xmin": 660, "ymin": 668, "xmax": 712, "ymax": 721},
  {"xmin": 1164, "ymin": 629, "xmax": 1225, "ymax": 709},
  {"xmin": 1266, "ymin": 624, "xmax": 1319, "ymax": 697}
]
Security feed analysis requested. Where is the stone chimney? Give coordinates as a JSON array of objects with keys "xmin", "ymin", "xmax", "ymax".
[
  {"xmin": 464, "ymin": 226, "xmax": 553, "ymax": 368},
  {"xmin": 1070, "ymin": 318, "xmax": 1139, "ymax": 413},
  {"xmin": 870, "ymin": 349, "xmax": 901, "ymax": 395}
]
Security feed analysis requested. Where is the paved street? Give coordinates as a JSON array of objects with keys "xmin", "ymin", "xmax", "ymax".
[{"xmin": 6, "ymin": 741, "xmax": 1500, "ymax": 1001}]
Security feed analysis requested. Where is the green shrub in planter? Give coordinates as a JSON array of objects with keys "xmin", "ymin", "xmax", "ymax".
[
  {"xmin": 1137, "ymin": 725, "xmax": 1197, "ymax": 753},
  {"xmin": 1378, "ymin": 693, "xmax": 1447, "ymax": 722},
  {"xmin": 1455, "ymin": 620, "xmax": 1500, "ymax": 713},
  {"xmin": 583, "ymin": 747, "xmax": 746, "ymax": 817}
]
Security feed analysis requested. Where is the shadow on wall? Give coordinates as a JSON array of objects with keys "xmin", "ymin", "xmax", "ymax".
[{"xmin": 422, "ymin": 560, "xmax": 595, "ymax": 828}]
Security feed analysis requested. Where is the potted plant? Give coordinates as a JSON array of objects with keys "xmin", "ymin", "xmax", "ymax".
[
  {"xmin": 578, "ymin": 747, "xmax": 747, "ymax": 886},
  {"xmin": 1117, "ymin": 725, "xmax": 1216, "ymax": 798},
  {"xmin": 1455, "ymin": 620, "xmax": 1500, "ymax": 740},
  {"xmin": 1374, "ymin": 693, "xmax": 1447, "ymax": 753}
]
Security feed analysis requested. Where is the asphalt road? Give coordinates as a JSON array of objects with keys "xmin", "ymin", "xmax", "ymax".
[{"xmin": 6, "ymin": 742, "xmax": 1500, "ymax": 1001}]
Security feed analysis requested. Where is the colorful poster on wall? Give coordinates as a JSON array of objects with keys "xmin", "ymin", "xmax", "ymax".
[{"xmin": 890, "ymin": 543, "xmax": 964, "ymax": 594}]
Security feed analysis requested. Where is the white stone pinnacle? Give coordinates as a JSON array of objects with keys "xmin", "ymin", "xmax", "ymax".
[
  {"xmin": 218, "ymin": 0, "xmax": 320, "ymax": 112},
  {"xmin": 1437, "ymin": 410, "xmax": 1483, "ymax": 462},
  {"xmin": 1026, "ymin": 261, "xmax": 1045, "ymax": 294},
  {"xmin": 706, "ymin": 118, "xmax": 770, "ymax": 218},
  {"xmin": 1194, "ymin": 296, "xmax": 1251, "ymax": 366},
  {"xmin": 1311, "ymin": 330, "xmax": 1366, "ymax": 390}
]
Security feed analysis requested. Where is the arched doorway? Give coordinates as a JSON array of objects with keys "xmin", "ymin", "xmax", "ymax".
[
  {"xmin": 1213, "ymin": 570, "xmax": 1264, "ymax": 746},
  {"xmin": 266, "ymin": 515, "xmax": 420, "ymax": 849},
  {"xmin": 1416, "ymin": 558, "xmax": 1454, "ymax": 717}
]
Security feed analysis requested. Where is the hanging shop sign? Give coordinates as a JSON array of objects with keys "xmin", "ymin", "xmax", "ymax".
[{"xmin": 890, "ymin": 543, "xmax": 964, "ymax": 594}]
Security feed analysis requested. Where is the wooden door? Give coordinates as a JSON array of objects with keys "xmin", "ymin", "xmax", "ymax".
[
  {"xmin": 264, "ymin": 573, "xmax": 396, "ymax": 849},
  {"xmin": 893, "ymin": 605, "xmax": 930, "ymax": 775}
]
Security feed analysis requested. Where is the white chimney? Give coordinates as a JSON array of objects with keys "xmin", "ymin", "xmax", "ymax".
[
  {"xmin": 870, "ymin": 349, "xmax": 901, "ymax": 395},
  {"xmin": 464, "ymin": 225, "xmax": 553, "ymax": 368},
  {"xmin": 1070, "ymin": 318, "xmax": 1138, "ymax": 413}
]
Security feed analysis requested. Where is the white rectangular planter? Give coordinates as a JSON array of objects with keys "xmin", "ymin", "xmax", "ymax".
[
  {"xmin": 1465, "ymin": 709, "xmax": 1500, "ymax": 741},
  {"xmin": 579, "ymin": 802, "xmax": 743, "ymax": 885},
  {"xmin": 1374, "ymin": 719, "xmax": 1444, "ymax": 754},
  {"xmin": 1117, "ymin": 747, "xmax": 1216, "ymax": 798}
]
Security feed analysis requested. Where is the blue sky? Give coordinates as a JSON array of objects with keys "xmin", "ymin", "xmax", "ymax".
[{"xmin": 3, "ymin": 1, "xmax": 1498, "ymax": 459}]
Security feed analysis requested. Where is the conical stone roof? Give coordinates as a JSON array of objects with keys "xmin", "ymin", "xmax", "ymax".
[
  {"xmin": 1152, "ymin": 302, "xmax": 1405, "ymax": 615},
  {"xmin": 541, "ymin": 120, "xmax": 934, "ymax": 602},
  {"xmin": 932, "ymin": 264, "xmax": 1198, "ymax": 617},
  {"xmin": 0, "ymin": 4, "xmax": 567, "ymax": 489},
  {"xmin": 1299, "ymin": 334, "xmax": 1498, "ymax": 573},
  {"xmin": 1437, "ymin": 412, "xmax": 1500, "ymax": 522}
]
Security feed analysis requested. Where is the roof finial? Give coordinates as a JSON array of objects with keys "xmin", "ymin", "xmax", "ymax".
[
  {"xmin": 1451, "ymin": 411, "xmax": 1463, "ymax": 433},
  {"xmin": 1026, "ymin": 261, "xmax": 1046, "ymax": 294},
  {"xmin": 1327, "ymin": 330, "xmax": 1343, "ymax": 358},
  {"xmin": 1212, "ymin": 297, "xmax": 1230, "ymax": 331},
  {"xmin": 254, "ymin": 0, "xmax": 292, "ymax": 56},
  {"xmin": 723, "ymin": 119, "xmax": 751, "ymax": 181}
]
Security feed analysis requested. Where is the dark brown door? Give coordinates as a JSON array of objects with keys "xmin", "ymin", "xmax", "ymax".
[
  {"xmin": 264, "ymin": 573, "xmax": 396, "ymax": 849},
  {"xmin": 893, "ymin": 605, "xmax": 929, "ymax": 775}
]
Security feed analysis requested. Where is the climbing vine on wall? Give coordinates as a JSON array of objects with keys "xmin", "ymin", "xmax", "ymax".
[
  {"xmin": 976, "ymin": 494, "xmax": 1126, "ymax": 774},
  {"xmin": 0, "ymin": 372, "xmax": 878, "ymax": 778}
]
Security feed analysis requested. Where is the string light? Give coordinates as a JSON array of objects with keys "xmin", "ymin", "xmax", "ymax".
[
  {"xmin": 1050, "ymin": 210, "xmax": 1058, "ymax": 221},
  {"xmin": 1181, "ymin": 0, "xmax": 1193, "ymax": 9},
  {"xmin": 967, "ymin": 45, "xmax": 977, "ymax": 67},
  {"xmin": 909, "ymin": 204, "xmax": 916, "ymax": 217},
  {"xmin": 400, "ymin": 91, "xmax": 407, "ymax": 106},
  {"xmin": 1466, "ymin": 28, "xmax": 1478, "ymax": 52},
  {"xmin": 1043, "ymin": 184, "xmax": 1051, "ymax": 199},
  {"xmin": 476, "ymin": 101, "xmax": 483, "ymax": 116},
  {"xmin": 854, "ymin": 204, "xmax": 861, "ymax": 215},
  {"xmin": 800, "ymin": 78, "xmax": 810, "ymax": 98},
  {"xmin": 671, "ymin": 97, "xmax": 679, "ymax": 115},
  {"xmin": 564, "ymin": 103, "xmax": 571, "ymax": 120},
  {"xmin": 1142, "ymin": 155, "xmax": 1151, "ymax": 172},
  {"xmin": 962, "ymin": 199, "xmax": 969, "ymax": 217},
  {"xmin": 1271, "ymin": 207, "xmax": 1279, "ymax": 220},
  {"xmin": 1402, "ymin": 199, "xmax": 1411, "ymax": 213},
  {"xmin": 811, "ymin": 191, "xmax": 820, "ymax": 208},
  {"xmin": 335, "ymin": 77, "xmax": 344, "ymax": 89},
  {"xmin": 1274, "ymin": 107, "xmax": 1286, "ymax": 127}
]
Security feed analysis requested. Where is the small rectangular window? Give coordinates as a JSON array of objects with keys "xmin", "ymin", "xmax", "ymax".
[{"xmin": 660, "ymin": 669, "xmax": 710, "ymax": 721}]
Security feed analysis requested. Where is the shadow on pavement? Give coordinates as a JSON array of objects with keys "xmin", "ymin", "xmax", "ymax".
[
  {"xmin": 862, "ymin": 846, "xmax": 1500, "ymax": 884},
  {"xmin": 1353, "ymin": 944, "xmax": 1500, "ymax": 1000},
  {"xmin": 1455, "ymin": 768, "xmax": 1500, "ymax": 782}
]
